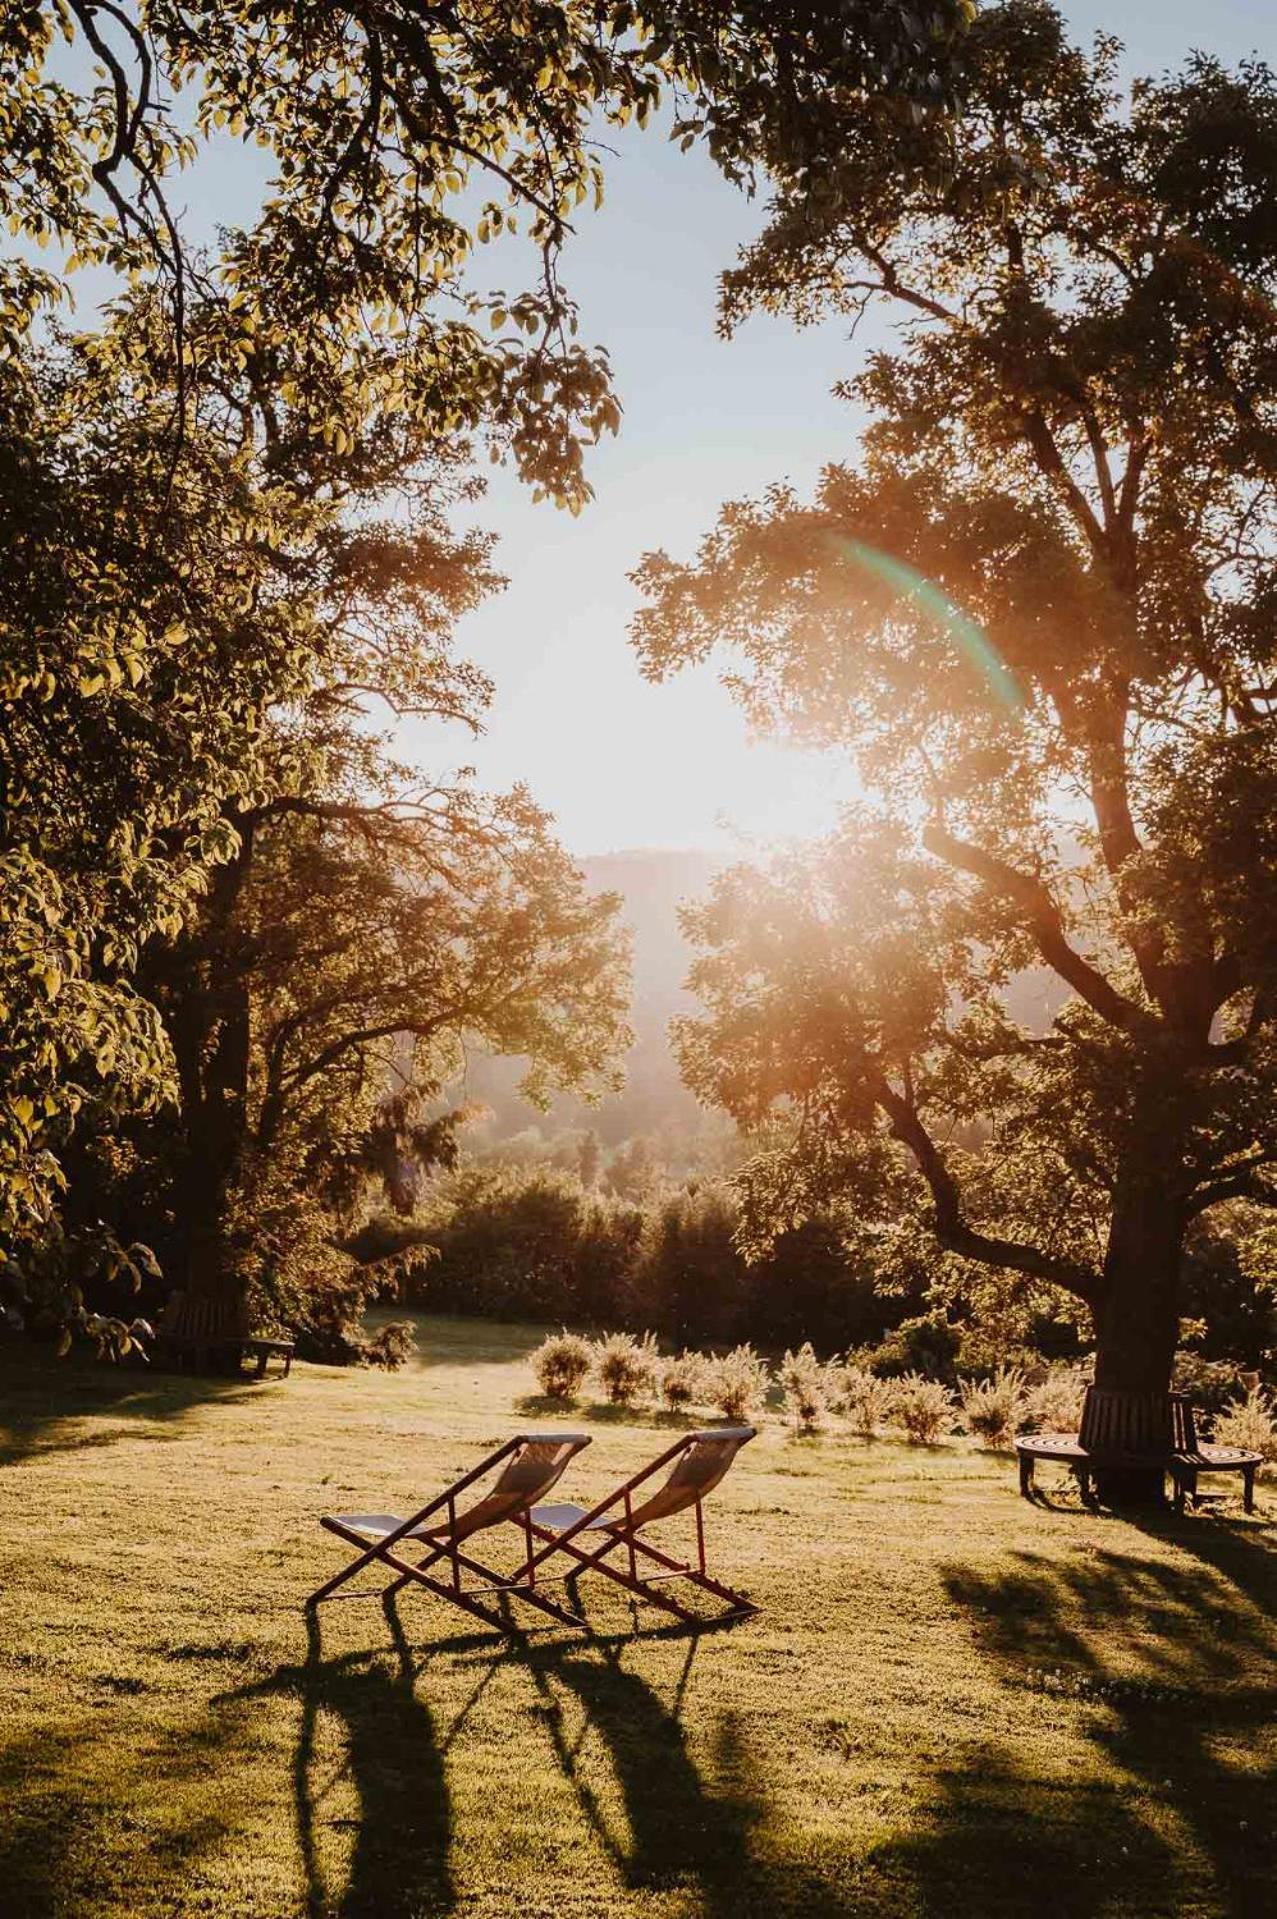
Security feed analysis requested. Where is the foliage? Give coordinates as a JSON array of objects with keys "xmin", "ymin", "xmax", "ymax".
[
  {"xmin": 1171, "ymin": 1351, "xmax": 1251, "ymax": 1416},
  {"xmin": 891, "ymin": 1373, "xmax": 957, "ymax": 1446},
  {"xmin": 780, "ymin": 1342, "xmax": 827, "ymax": 1433},
  {"xmin": 1023, "ymin": 1363, "xmax": 1091, "ymax": 1435},
  {"xmin": 865, "ymin": 1314, "xmax": 962, "ymax": 1382},
  {"xmin": 531, "ymin": 1329, "xmax": 594, "ymax": 1403},
  {"xmin": 633, "ymin": 0, "xmax": 1277, "ymax": 1405},
  {"xmin": 593, "ymin": 1329, "xmax": 660, "ymax": 1406},
  {"xmin": 1212, "ymin": 1387, "xmax": 1277, "ymax": 1463},
  {"xmin": 357, "ymin": 1320, "xmax": 418, "ymax": 1372},
  {"xmin": 959, "ymin": 1367, "xmax": 1028, "ymax": 1449},
  {"xmin": 659, "ymin": 1349, "xmax": 708, "ymax": 1411},
  {"xmin": 419, "ymin": 1163, "xmax": 925, "ymax": 1350},
  {"xmin": 705, "ymin": 1342, "xmax": 771, "ymax": 1422},
  {"xmin": 837, "ymin": 1365, "xmax": 900, "ymax": 1437}
]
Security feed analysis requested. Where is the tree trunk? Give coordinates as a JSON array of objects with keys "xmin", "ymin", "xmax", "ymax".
[
  {"xmin": 151, "ymin": 824, "xmax": 258, "ymax": 1342},
  {"xmin": 1087, "ymin": 1111, "xmax": 1185, "ymax": 1507}
]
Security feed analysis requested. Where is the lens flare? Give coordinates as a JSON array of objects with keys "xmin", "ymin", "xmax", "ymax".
[{"xmin": 830, "ymin": 534, "xmax": 1027, "ymax": 714}]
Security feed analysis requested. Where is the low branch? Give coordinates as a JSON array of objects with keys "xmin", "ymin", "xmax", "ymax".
[
  {"xmin": 1186, "ymin": 1154, "xmax": 1277, "ymax": 1218},
  {"xmin": 872, "ymin": 1074, "xmax": 1100, "ymax": 1301}
]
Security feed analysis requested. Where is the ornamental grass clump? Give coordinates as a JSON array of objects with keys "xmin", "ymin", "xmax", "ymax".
[
  {"xmin": 1213, "ymin": 1386, "xmax": 1277, "ymax": 1462},
  {"xmin": 1024, "ymin": 1363, "xmax": 1090, "ymax": 1434},
  {"xmin": 531, "ymin": 1329, "xmax": 593, "ymax": 1403},
  {"xmin": 781, "ymin": 1342, "xmax": 827, "ymax": 1433},
  {"xmin": 594, "ymin": 1330, "xmax": 660, "ymax": 1406},
  {"xmin": 960, "ymin": 1367, "xmax": 1028, "ymax": 1449},
  {"xmin": 706, "ymin": 1343, "xmax": 770, "ymax": 1422},
  {"xmin": 838, "ymin": 1365, "xmax": 898, "ymax": 1437},
  {"xmin": 892, "ymin": 1372, "xmax": 957, "ymax": 1446},
  {"xmin": 659, "ymin": 1350, "xmax": 707, "ymax": 1412}
]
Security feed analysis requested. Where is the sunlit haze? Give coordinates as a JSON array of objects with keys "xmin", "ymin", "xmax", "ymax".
[{"xmin": 394, "ymin": 0, "xmax": 1272, "ymax": 855}]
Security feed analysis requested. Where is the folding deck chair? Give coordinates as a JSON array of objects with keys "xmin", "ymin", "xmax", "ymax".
[
  {"xmin": 522, "ymin": 1426, "xmax": 759, "ymax": 1625},
  {"xmin": 307, "ymin": 1432, "xmax": 591, "ymax": 1633}
]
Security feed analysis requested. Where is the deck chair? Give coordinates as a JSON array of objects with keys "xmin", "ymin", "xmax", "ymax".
[
  {"xmin": 521, "ymin": 1427, "xmax": 759, "ymax": 1626},
  {"xmin": 307, "ymin": 1432, "xmax": 591, "ymax": 1633}
]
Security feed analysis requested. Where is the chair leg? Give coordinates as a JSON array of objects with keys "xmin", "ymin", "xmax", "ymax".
[
  {"xmin": 537, "ymin": 1523, "xmax": 752, "ymax": 1624},
  {"xmin": 626, "ymin": 1531, "xmax": 758, "ymax": 1616},
  {"xmin": 387, "ymin": 1561, "xmax": 515, "ymax": 1634},
  {"xmin": 530, "ymin": 1527, "xmax": 700, "ymax": 1624}
]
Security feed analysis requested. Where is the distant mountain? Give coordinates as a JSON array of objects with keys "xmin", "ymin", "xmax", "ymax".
[
  {"xmin": 453, "ymin": 844, "xmax": 1069, "ymax": 1153},
  {"xmin": 454, "ymin": 848, "xmax": 723, "ymax": 1148}
]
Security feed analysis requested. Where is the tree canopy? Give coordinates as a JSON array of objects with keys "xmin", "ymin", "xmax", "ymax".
[
  {"xmin": 2, "ymin": 2, "xmax": 968, "ymax": 1348},
  {"xmin": 634, "ymin": 1, "xmax": 1277, "ymax": 1408}
]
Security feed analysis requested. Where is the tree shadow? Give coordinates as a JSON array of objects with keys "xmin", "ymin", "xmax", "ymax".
[
  {"xmin": 0, "ymin": 1348, "xmax": 260, "ymax": 1467},
  {"xmin": 0, "ymin": 1684, "xmax": 258, "ymax": 1915},
  {"xmin": 224, "ymin": 1603, "xmax": 454, "ymax": 1917},
  {"xmin": 521, "ymin": 1638, "xmax": 850, "ymax": 1916},
  {"xmin": 930, "ymin": 1540, "xmax": 1277, "ymax": 1917}
]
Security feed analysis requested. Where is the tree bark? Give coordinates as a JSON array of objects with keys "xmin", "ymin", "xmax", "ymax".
[
  {"xmin": 150, "ymin": 829, "xmax": 257, "ymax": 1342},
  {"xmin": 1086, "ymin": 1096, "xmax": 1187, "ymax": 1506}
]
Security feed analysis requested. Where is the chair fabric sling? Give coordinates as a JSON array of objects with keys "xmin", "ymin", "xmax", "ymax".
[
  {"xmin": 307, "ymin": 1432, "xmax": 591, "ymax": 1635},
  {"xmin": 521, "ymin": 1427, "xmax": 759, "ymax": 1626}
]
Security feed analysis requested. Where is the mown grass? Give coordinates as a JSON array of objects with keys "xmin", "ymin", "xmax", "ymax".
[{"xmin": 1, "ymin": 1313, "xmax": 1273, "ymax": 1918}]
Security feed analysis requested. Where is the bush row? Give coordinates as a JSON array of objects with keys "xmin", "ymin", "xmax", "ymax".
[
  {"xmin": 531, "ymin": 1334, "xmax": 1089, "ymax": 1445},
  {"xmin": 528, "ymin": 1333, "xmax": 1277, "ymax": 1458}
]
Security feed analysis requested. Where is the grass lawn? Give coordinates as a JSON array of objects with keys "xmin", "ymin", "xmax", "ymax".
[{"xmin": 1, "ymin": 1315, "xmax": 1274, "ymax": 1919}]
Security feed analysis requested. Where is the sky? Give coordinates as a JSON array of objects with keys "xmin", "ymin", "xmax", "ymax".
[
  {"xmin": 48, "ymin": 3, "xmax": 1273, "ymax": 857},
  {"xmin": 385, "ymin": 0, "xmax": 1275, "ymax": 857}
]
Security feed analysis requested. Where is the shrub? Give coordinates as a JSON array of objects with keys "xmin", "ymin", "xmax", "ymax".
[
  {"xmin": 960, "ymin": 1367, "xmax": 1028, "ymax": 1449},
  {"xmin": 594, "ymin": 1330, "xmax": 660, "ymax": 1406},
  {"xmin": 1173, "ymin": 1350, "xmax": 1248, "ymax": 1415},
  {"xmin": 531, "ymin": 1329, "xmax": 594, "ymax": 1402},
  {"xmin": 1023, "ymin": 1362, "xmax": 1090, "ymax": 1434},
  {"xmin": 659, "ymin": 1350, "xmax": 708, "ymax": 1412},
  {"xmin": 1212, "ymin": 1386, "xmax": 1277, "ymax": 1462},
  {"xmin": 780, "ymin": 1342, "xmax": 827, "ymax": 1433},
  {"xmin": 706, "ymin": 1343, "xmax": 771, "ymax": 1422},
  {"xmin": 891, "ymin": 1372, "xmax": 957, "ymax": 1445},
  {"xmin": 867, "ymin": 1314, "xmax": 961, "ymax": 1381},
  {"xmin": 360, "ymin": 1319, "xmax": 417, "ymax": 1370},
  {"xmin": 837, "ymin": 1365, "xmax": 898, "ymax": 1437}
]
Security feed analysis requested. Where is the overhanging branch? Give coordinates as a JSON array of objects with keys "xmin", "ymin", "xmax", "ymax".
[
  {"xmin": 923, "ymin": 823, "xmax": 1153, "ymax": 1038},
  {"xmin": 872, "ymin": 1074, "xmax": 1100, "ymax": 1302}
]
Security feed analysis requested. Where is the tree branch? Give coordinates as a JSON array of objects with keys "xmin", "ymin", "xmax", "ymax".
[
  {"xmin": 923, "ymin": 822, "xmax": 1153, "ymax": 1037},
  {"xmin": 873, "ymin": 1074, "xmax": 1099, "ymax": 1301}
]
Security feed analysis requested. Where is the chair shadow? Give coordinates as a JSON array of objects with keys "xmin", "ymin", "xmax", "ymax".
[
  {"xmin": 521, "ymin": 1638, "xmax": 849, "ymax": 1917},
  {"xmin": 225, "ymin": 1602, "xmax": 455, "ymax": 1917}
]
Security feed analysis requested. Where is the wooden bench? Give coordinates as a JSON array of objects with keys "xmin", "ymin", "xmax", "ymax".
[
  {"xmin": 1016, "ymin": 1390, "xmax": 1261, "ymax": 1512},
  {"xmin": 242, "ymin": 1336, "xmax": 294, "ymax": 1378},
  {"xmin": 155, "ymin": 1292, "xmax": 295, "ymax": 1379}
]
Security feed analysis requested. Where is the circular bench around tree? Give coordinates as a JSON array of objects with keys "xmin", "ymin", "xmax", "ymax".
[{"xmin": 1015, "ymin": 1388, "xmax": 1262, "ymax": 1513}]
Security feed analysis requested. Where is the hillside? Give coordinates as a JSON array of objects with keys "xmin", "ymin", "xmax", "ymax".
[{"xmin": 453, "ymin": 848, "xmax": 722, "ymax": 1149}]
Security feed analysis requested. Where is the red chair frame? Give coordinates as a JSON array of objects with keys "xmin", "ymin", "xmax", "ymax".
[
  {"xmin": 307, "ymin": 1433, "xmax": 592, "ymax": 1634},
  {"xmin": 518, "ymin": 1427, "xmax": 759, "ymax": 1627}
]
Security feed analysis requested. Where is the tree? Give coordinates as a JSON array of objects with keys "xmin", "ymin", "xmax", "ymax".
[
  {"xmin": 82, "ymin": 775, "xmax": 630, "ymax": 1347},
  {"xmin": 1, "ymin": 0, "xmax": 964, "ymax": 1328},
  {"xmin": 634, "ymin": 2, "xmax": 1277, "ymax": 1488}
]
